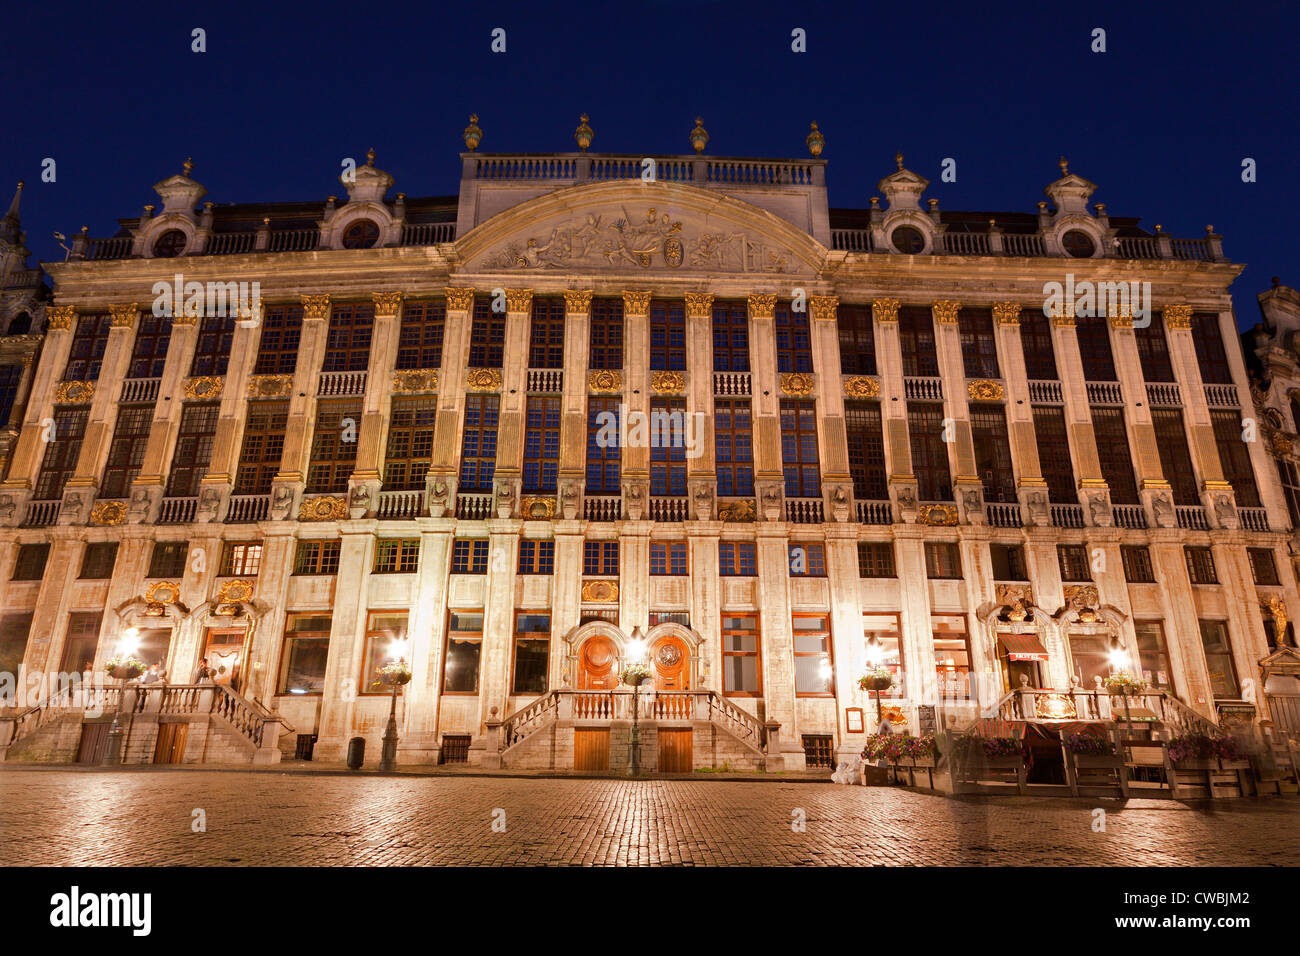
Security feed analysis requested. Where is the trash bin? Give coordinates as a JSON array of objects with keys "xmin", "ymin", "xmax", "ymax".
[{"xmin": 346, "ymin": 736, "xmax": 365, "ymax": 770}]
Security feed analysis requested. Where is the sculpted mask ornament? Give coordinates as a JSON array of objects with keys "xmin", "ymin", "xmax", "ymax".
[
  {"xmin": 1151, "ymin": 493, "xmax": 1174, "ymax": 528},
  {"xmin": 693, "ymin": 484, "xmax": 713, "ymax": 520},
  {"xmin": 562, "ymin": 482, "xmax": 581, "ymax": 520},
  {"xmin": 62, "ymin": 491, "xmax": 87, "ymax": 523},
  {"xmin": 128, "ymin": 487, "xmax": 152, "ymax": 523},
  {"xmin": 198, "ymin": 487, "xmax": 222, "ymax": 522},
  {"xmin": 1026, "ymin": 492, "xmax": 1048, "ymax": 525},
  {"xmin": 495, "ymin": 482, "xmax": 516, "ymax": 519},
  {"xmin": 1214, "ymin": 493, "xmax": 1236, "ymax": 527},
  {"xmin": 428, "ymin": 479, "xmax": 451, "ymax": 517},
  {"xmin": 1087, "ymin": 492, "xmax": 1109, "ymax": 525},
  {"xmin": 271, "ymin": 486, "xmax": 295, "ymax": 520},
  {"xmin": 0, "ymin": 494, "xmax": 14, "ymax": 521}
]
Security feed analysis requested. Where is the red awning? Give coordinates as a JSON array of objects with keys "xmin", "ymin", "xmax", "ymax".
[{"xmin": 998, "ymin": 633, "xmax": 1049, "ymax": 662}]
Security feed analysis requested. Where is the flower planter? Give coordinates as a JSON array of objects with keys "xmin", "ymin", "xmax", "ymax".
[
  {"xmin": 379, "ymin": 672, "xmax": 412, "ymax": 687},
  {"xmin": 1071, "ymin": 754, "xmax": 1122, "ymax": 769},
  {"xmin": 860, "ymin": 677, "xmax": 893, "ymax": 692},
  {"xmin": 107, "ymin": 664, "xmax": 144, "ymax": 681},
  {"xmin": 1173, "ymin": 758, "xmax": 1216, "ymax": 772}
]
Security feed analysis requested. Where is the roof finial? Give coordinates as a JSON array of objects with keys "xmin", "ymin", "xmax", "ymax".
[
  {"xmin": 366, "ymin": 147, "xmax": 376, "ymax": 167},
  {"xmin": 182, "ymin": 157, "xmax": 193, "ymax": 177},
  {"xmin": 574, "ymin": 113, "xmax": 594, "ymax": 152},
  {"xmin": 895, "ymin": 151, "xmax": 904, "ymax": 171},
  {"xmin": 463, "ymin": 114, "xmax": 482, "ymax": 151},
  {"xmin": 1058, "ymin": 156, "xmax": 1069, "ymax": 176},
  {"xmin": 690, "ymin": 117, "xmax": 709, "ymax": 154}
]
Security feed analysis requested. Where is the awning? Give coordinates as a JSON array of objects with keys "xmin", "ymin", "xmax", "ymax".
[{"xmin": 998, "ymin": 633, "xmax": 1049, "ymax": 662}]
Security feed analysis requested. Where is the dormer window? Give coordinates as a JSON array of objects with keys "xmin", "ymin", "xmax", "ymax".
[
  {"xmin": 1061, "ymin": 229, "xmax": 1095, "ymax": 258},
  {"xmin": 890, "ymin": 225, "xmax": 925, "ymax": 254},
  {"xmin": 342, "ymin": 219, "xmax": 380, "ymax": 249},
  {"xmin": 152, "ymin": 229, "xmax": 187, "ymax": 258}
]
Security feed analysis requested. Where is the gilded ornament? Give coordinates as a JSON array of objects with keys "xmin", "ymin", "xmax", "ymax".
[
  {"xmin": 1269, "ymin": 432, "xmax": 1294, "ymax": 457},
  {"xmin": 872, "ymin": 298, "xmax": 901, "ymax": 323},
  {"xmin": 689, "ymin": 117, "xmax": 709, "ymax": 154},
  {"xmin": 747, "ymin": 293, "xmax": 777, "ymax": 320},
  {"xmin": 809, "ymin": 295, "xmax": 839, "ymax": 321},
  {"xmin": 465, "ymin": 368, "xmax": 503, "ymax": 391},
  {"xmin": 968, "ymin": 380, "xmax": 1005, "ymax": 401},
  {"xmin": 1163, "ymin": 305, "xmax": 1193, "ymax": 330},
  {"xmin": 463, "ymin": 113, "xmax": 482, "ymax": 151},
  {"xmin": 717, "ymin": 500, "xmax": 757, "ymax": 522},
  {"xmin": 588, "ymin": 369, "xmax": 623, "ymax": 394},
  {"xmin": 504, "ymin": 289, "xmax": 534, "ymax": 313},
  {"xmin": 90, "ymin": 500, "xmax": 127, "ymax": 526},
  {"xmin": 582, "ymin": 579, "xmax": 619, "ymax": 603},
  {"xmin": 218, "ymin": 579, "xmax": 255, "ymax": 604},
  {"xmin": 1064, "ymin": 584, "xmax": 1101, "ymax": 620},
  {"xmin": 247, "ymin": 374, "xmax": 292, "ymax": 398},
  {"xmin": 300, "ymin": 294, "xmax": 331, "ymax": 320},
  {"xmin": 54, "ymin": 380, "xmax": 95, "ymax": 404},
  {"xmin": 931, "ymin": 300, "xmax": 962, "ymax": 324},
  {"xmin": 392, "ymin": 369, "xmax": 439, "ymax": 393},
  {"xmin": 651, "ymin": 371, "xmax": 686, "ymax": 394},
  {"xmin": 780, "ymin": 372, "xmax": 815, "ymax": 396},
  {"xmin": 184, "ymin": 376, "xmax": 224, "ymax": 400},
  {"xmin": 918, "ymin": 504, "xmax": 958, "ymax": 526},
  {"xmin": 684, "ymin": 292, "xmax": 714, "ymax": 319},
  {"xmin": 1266, "ymin": 597, "xmax": 1289, "ymax": 644},
  {"xmin": 996, "ymin": 584, "xmax": 1033, "ymax": 622},
  {"xmin": 145, "ymin": 580, "xmax": 182, "ymax": 605},
  {"xmin": 992, "ymin": 302, "xmax": 1022, "ymax": 326},
  {"xmin": 299, "ymin": 496, "xmax": 348, "ymax": 521},
  {"xmin": 109, "ymin": 303, "xmax": 139, "ymax": 328},
  {"xmin": 47, "ymin": 305, "xmax": 76, "ymax": 330},
  {"xmin": 520, "ymin": 496, "xmax": 556, "ymax": 519},
  {"xmin": 445, "ymin": 287, "xmax": 476, "ymax": 311},
  {"xmin": 843, "ymin": 376, "xmax": 880, "ymax": 398},
  {"xmin": 564, "ymin": 290, "xmax": 594, "ymax": 313},
  {"xmin": 372, "ymin": 291, "xmax": 404, "ymax": 316},
  {"xmin": 622, "ymin": 291, "xmax": 652, "ymax": 316},
  {"xmin": 805, "ymin": 121, "xmax": 825, "ymax": 158},
  {"xmin": 1049, "ymin": 302, "xmax": 1076, "ymax": 327},
  {"xmin": 573, "ymin": 113, "xmax": 594, "ymax": 152},
  {"xmin": 1107, "ymin": 306, "xmax": 1133, "ymax": 329}
]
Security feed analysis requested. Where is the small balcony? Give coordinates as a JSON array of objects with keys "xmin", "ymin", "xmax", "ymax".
[
  {"xmin": 376, "ymin": 489, "xmax": 423, "ymax": 520},
  {"xmin": 583, "ymin": 496, "xmax": 622, "ymax": 521},
  {"xmin": 455, "ymin": 492, "xmax": 493, "ymax": 521},
  {"xmin": 226, "ymin": 494, "xmax": 269, "ymax": 523},
  {"xmin": 317, "ymin": 370, "xmax": 367, "ymax": 397}
]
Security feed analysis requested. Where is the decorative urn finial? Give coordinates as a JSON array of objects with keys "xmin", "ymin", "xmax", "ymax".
[
  {"xmin": 690, "ymin": 117, "xmax": 709, "ymax": 154},
  {"xmin": 1059, "ymin": 156, "xmax": 1069, "ymax": 176},
  {"xmin": 574, "ymin": 113, "xmax": 594, "ymax": 151},
  {"xmin": 895, "ymin": 151, "xmax": 904, "ymax": 171},
  {"xmin": 182, "ymin": 157, "xmax": 193, "ymax": 177},
  {"xmin": 805, "ymin": 121, "xmax": 824, "ymax": 157},
  {"xmin": 463, "ymin": 114, "xmax": 482, "ymax": 151}
]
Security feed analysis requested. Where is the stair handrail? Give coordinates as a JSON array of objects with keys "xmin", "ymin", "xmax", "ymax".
[
  {"xmin": 704, "ymin": 691, "xmax": 763, "ymax": 747},
  {"xmin": 499, "ymin": 690, "xmax": 561, "ymax": 751},
  {"xmin": 209, "ymin": 683, "xmax": 287, "ymax": 748},
  {"xmin": 979, "ymin": 688, "xmax": 1020, "ymax": 721},
  {"xmin": 1158, "ymin": 692, "xmax": 1220, "ymax": 737}
]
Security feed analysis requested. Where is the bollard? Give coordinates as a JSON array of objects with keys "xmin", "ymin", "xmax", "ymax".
[{"xmin": 346, "ymin": 736, "xmax": 365, "ymax": 770}]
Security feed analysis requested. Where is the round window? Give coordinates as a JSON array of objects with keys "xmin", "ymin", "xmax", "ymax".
[
  {"xmin": 1061, "ymin": 230, "xmax": 1096, "ymax": 258},
  {"xmin": 890, "ymin": 225, "xmax": 925, "ymax": 254},
  {"xmin": 152, "ymin": 229, "xmax": 187, "ymax": 258},
  {"xmin": 342, "ymin": 219, "xmax": 380, "ymax": 249}
]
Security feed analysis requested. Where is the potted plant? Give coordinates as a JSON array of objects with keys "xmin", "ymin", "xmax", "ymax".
[
  {"xmin": 620, "ymin": 663, "xmax": 653, "ymax": 687},
  {"xmin": 1167, "ymin": 732, "xmax": 1245, "ymax": 770},
  {"xmin": 376, "ymin": 660, "xmax": 412, "ymax": 687},
  {"xmin": 858, "ymin": 666, "xmax": 894, "ymax": 693},
  {"xmin": 104, "ymin": 656, "xmax": 146, "ymax": 681},
  {"xmin": 1103, "ymin": 673, "xmax": 1146, "ymax": 697},
  {"xmin": 1063, "ymin": 732, "xmax": 1122, "ymax": 770}
]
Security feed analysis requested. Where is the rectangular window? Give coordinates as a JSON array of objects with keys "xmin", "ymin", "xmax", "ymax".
[
  {"xmin": 649, "ymin": 611, "xmax": 690, "ymax": 628},
  {"xmin": 924, "ymin": 542, "xmax": 961, "ymax": 579},
  {"xmin": 148, "ymin": 541, "xmax": 189, "ymax": 578},
  {"xmin": 898, "ymin": 306, "xmax": 939, "ymax": 377},
  {"xmin": 990, "ymin": 543, "xmax": 1027, "ymax": 581},
  {"xmin": 650, "ymin": 542, "xmax": 688, "ymax": 575},
  {"xmin": 589, "ymin": 297, "xmax": 624, "ymax": 370},
  {"xmin": 1210, "ymin": 409, "xmax": 1260, "ymax": 507},
  {"xmin": 451, "ymin": 539, "xmax": 489, "ymax": 574},
  {"xmin": 233, "ymin": 400, "xmax": 289, "ymax": 496},
  {"xmin": 527, "ymin": 297, "xmax": 565, "ymax": 368},
  {"xmin": 780, "ymin": 400, "xmax": 821, "ymax": 498},
  {"xmin": 857, "ymin": 542, "xmax": 896, "ymax": 578},
  {"xmin": 788, "ymin": 542, "xmax": 827, "ymax": 577},
  {"xmin": 1032, "ymin": 406, "xmax": 1077, "ymax": 504},
  {"xmin": 360, "ymin": 611, "xmax": 409, "ymax": 695},
  {"xmin": 79, "ymin": 542, "xmax": 119, "ymax": 579},
  {"xmin": 0, "ymin": 613, "xmax": 33, "ymax": 685},
  {"xmin": 714, "ymin": 399, "xmax": 754, "ymax": 497},
  {"xmin": 1090, "ymin": 407, "xmax": 1139, "ymax": 505},
  {"xmin": 845, "ymin": 400, "xmax": 887, "ymax": 500},
  {"xmin": 443, "ymin": 611, "xmax": 484, "ymax": 694},
  {"xmin": 1019, "ymin": 311, "xmax": 1058, "ymax": 380},
  {"xmin": 373, "ymin": 539, "xmax": 420, "ymax": 574},
  {"xmin": 33, "ymin": 405, "xmax": 89, "ymax": 501},
  {"xmin": 306, "ymin": 400, "xmax": 361, "ymax": 494},
  {"xmin": 1068, "ymin": 632, "xmax": 1111, "ymax": 689},
  {"xmin": 279, "ymin": 613, "xmax": 332, "ymax": 695},
  {"xmin": 722, "ymin": 614, "xmax": 761, "ymax": 696},
  {"xmin": 1135, "ymin": 312, "xmax": 1175, "ymax": 382},
  {"xmin": 583, "ymin": 541, "xmax": 619, "ymax": 576},
  {"xmin": 322, "ymin": 302, "xmax": 373, "ymax": 372},
  {"xmin": 99, "ymin": 403, "xmax": 155, "ymax": 499},
  {"xmin": 649, "ymin": 299, "xmax": 686, "ymax": 371},
  {"xmin": 468, "ymin": 298, "xmax": 506, "ymax": 368},
  {"xmin": 165, "ymin": 402, "xmax": 220, "ymax": 498},
  {"xmin": 383, "ymin": 397, "xmax": 436, "ymax": 491},
  {"xmin": 650, "ymin": 398, "xmax": 687, "ymax": 497},
  {"xmin": 512, "ymin": 612, "xmax": 550, "ymax": 696},
  {"xmin": 1135, "ymin": 620, "xmax": 1174, "ymax": 691},
  {"xmin": 1184, "ymin": 546, "xmax": 1218, "ymax": 585},
  {"xmin": 523, "ymin": 397, "xmax": 560, "ymax": 494},
  {"xmin": 1076, "ymin": 316, "xmax": 1117, "ymax": 381},
  {"xmin": 959, "ymin": 308, "xmax": 1000, "ymax": 378},
  {"xmin": 775, "ymin": 301, "xmax": 813, "ymax": 373},
  {"xmin": 793, "ymin": 614, "xmax": 834, "ymax": 696},
  {"xmin": 63, "ymin": 313, "xmax": 112, "ymax": 381},
  {"xmin": 190, "ymin": 314, "xmax": 235, "ymax": 377},
  {"xmin": 12, "ymin": 543, "xmax": 50, "ymax": 581},
  {"xmin": 837, "ymin": 303, "xmax": 877, "ymax": 376},
  {"xmin": 864, "ymin": 612, "xmax": 905, "ymax": 698},
  {"xmin": 219, "ymin": 541, "xmax": 263, "ymax": 576},
  {"xmin": 1057, "ymin": 544, "xmax": 1092, "ymax": 582},
  {"xmin": 59, "ymin": 612, "xmax": 103, "ymax": 673},
  {"xmin": 1278, "ymin": 459, "xmax": 1300, "ymax": 528},
  {"xmin": 908, "ymin": 402, "xmax": 952, "ymax": 501},
  {"xmin": 712, "ymin": 300, "xmax": 750, "ymax": 372},
  {"xmin": 459, "ymin": 395, "xmax": 499, "ymax": 492},
  {"xmin": 128, "ymin": 314, "xmax": 171, "ymax": 379},
  {"xmin": 1248, "ymin": 548, "xmax": 1280, "ymax": 586},
  {"xmin": 253, "ymin": 305, "xmax": 303, "ymax": 375},
  {"xmin": 586, "ymin": 398, "xmax": 621, "ymax": 495},
  {"xmin": 293, "ymin": 540, "xmax": 341, "ymax": 575},
  {"xmin": 1199, "ymin": 620, "xmax": 1239, "ymax": 698},
  {"xmin": 719, "ymin": 541, "xmax": 757, "ymax": 576},
  {"xmin": 1151, "ymin": 408, "xmax": 1199, "ymax": 506},
  {"xmin": 933, "ymin": 614, "xmax": 972, "ymax": 691},
  {"xmin": 970, "ymin": 404, "xmax": 1016, "ymax": 503},
  {"xmin": 1121, "ymin": 545, "xmax": 1156, "ymax": 583},
  {"xmin": 395, "ymin": 299, "xmax": 445, "ymax": 370},
  {"xmin": 0, "ymin": 365, "xmax": 21, "ymax": 427},
  {"xmin": 1191, "ymin": 312, "xmax": 1233, "ymax": 384},
  {"xmin": 517, "ymin": 539, "xmax": 555, "ymax": 575}
]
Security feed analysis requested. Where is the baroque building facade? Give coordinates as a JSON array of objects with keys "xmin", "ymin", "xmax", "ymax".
[{"xmin": 0, "ymin": 123, "xmax": 1296, "ymax": 771}]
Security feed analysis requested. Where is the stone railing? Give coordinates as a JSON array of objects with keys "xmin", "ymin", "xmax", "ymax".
[
  {"xmin": 317, "ymin": 370, "xmax": 367, "ymax": 397},
  {"xmin": 650, "ymin": 496, "xmax": 689, "ymax": 522},
  {"xmin": 120, "ymin": 377, "xmax": 161, "ymax": 404},
  {"xmin": 226, "ymin": 494, "xmax": 270, "ymax": 523},
  {"xmin": 1146, "ymin": 382, "xmax": 1182, "ymax": 407},
  {"xmin": 786, "ymin": 498, "xmax": 824, "ymax": 524},
  {"xmin": 993, "ymin": 687, "xmax": 1218, "ymax": 736},
  {"xmin": 267, "ymin": 228, "xmax": 319, "ymax": 252},
  {"xmin": 1116, "ymin": 236, "xmax": 1159, "ymax": 259},
  {"xmin": 1028, "ymin": 380, "xmax": 1063, "ymax": 404},
  {"xmin": 157, "ymin": 496, "xmax": 198, "ymax": 524},
  {"xmin": 1050, "ymin": 503, "xmax": 1085, "ymax": 528},
  {"xmin": 1238, "ymin": 507, "xmax": 1269, "ymax": 532},
  {"xmin": 85, "ymin": 236, "xmax": 133, "ymax": 260},
  {"xmin": 944, "ymin": 232, "xmax": 991, "ymax": 255},
  {"xmin": 21, "ymin": 500, "xmax": 60, "ymax": 527},
  {"xmin": 1176, "ymin": 505, "xmax": 1209, "ymax": 530},
  {"xmin": 500, "ymin": 691, "xmax": 560, "ymax": 749},
  {"xmin": 713, "ymin": 371, "xmax": 751, "ymax": 396},
  {"xmin": 467, "ymin": 153, "xmax": 821, "ymax": 188},
  {"xmin": 904, "ymin": 376, "xmax": 943, "ymax": 401},
  {"xmin": 1085, "ymin": 381, "xmax": 1125, "ymax": 405},
  {"xmin": 455, "ymin": 492, "xmax": 493, "ymax": 520},
  {"xmin": 986, "ymin": 502, "xmax": 1021, "ymax": 528},
  {"xmin": 526, "ymin": 369, "xmax": 562, "ymax": 393},
  {"xmin": 1111, "ymin": 504, "xmax": 1148, "ymax": 529},
  {"xmin": 856, "ymin": 499, "xmax": 892, "ymax": 524},
  {"xmin": 830, "ymin": 227, "xmax": 1220, "ymax": 262},
  {"xmin": 1002, "ymin": 234, "xmax": 1045, "ymax": 256},
  {"xmin": 830, "ymin": 229, "xmax": 873, "ymax": 252},
  {"xmin": 376, "ymin": 489, "xmax": 423, "ymax": 520},
  {"xmin": 1203, "ymin": 384, "xmax": 1240, "ymax": 408},
  {"xmin": 583, "ymin": 496, "xmax": 622, "ymax": 522},
  {"xmin": 400, "ymin": 222, "xmax": 456, "ymax": 245},
  {"xmin": 205, "ymin": 231, "xmax": 257, "ymax": 255}
]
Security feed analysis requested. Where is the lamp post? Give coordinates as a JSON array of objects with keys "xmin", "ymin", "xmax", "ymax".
[
  {"xmin": 378, "ymin": 636, "xmax": 411, "ymax": 772},
  {"xmin": 103, "ymin": 627, "xmax": 141, "ymax": 766},
  {"xmin": 865, "ymin": 637, "xmax": 887, "ymax": 724},
  {"xmin": 627, "ymin": 627, "xmax": 647, "ymax": 776},
  {"xmin": 1108, "ymin": 638, "xmax": 1134, "ymax": 729}
]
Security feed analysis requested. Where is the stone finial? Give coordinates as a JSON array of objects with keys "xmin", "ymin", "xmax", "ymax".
[
  {"xmin": 366, "ymin": 147, "xmax": 376, "ymax": 167},
  {"xmin": 1059, "ymin": 156, "xmax": 1068, "ymax": 176},
  {"xmin": 895, "ymin": 151, "xmax": 904, "ymax": 171},
  {"xmin": 690, "ymin": 117, "xmax": 709, "ymax": 154},
  {"xmin": 182, "ymin": 157, "xmax": 193, "ymax": 177},
  {"xmin": 806, "ymin": 121, "xmax": 824, "ymax": 158},
  {"xmin": 463, "ymin": 114, "xmax": 482, "ymax": 151},
  {"xmin": 574, "ymin": 113, "xmax": 594, "ymax": 151}
]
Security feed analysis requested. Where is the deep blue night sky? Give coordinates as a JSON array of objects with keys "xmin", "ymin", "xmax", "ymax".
[{"xmin": 2, "ymin": 0, "xmax": 1295, "ymax": 326}]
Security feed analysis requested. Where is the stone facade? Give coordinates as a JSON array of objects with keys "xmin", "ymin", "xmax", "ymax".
[{"xmin": 0, "ymin": 136, "xmax": 1295, "ymax": 770}]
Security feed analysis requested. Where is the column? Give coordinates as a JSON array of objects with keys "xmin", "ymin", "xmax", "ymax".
[
  {"xmin": 274, "ymin": 294, "xmax": 333, "ymax": 505},
  {"xmin": 198, "ymin": 311, "xmax": 262, "ymax": 514},
  {"xmin": 1107, "ymin": 309, "xmax": 1171, "ymax": 517},
  {"xmin": 684, "ymin": 292, "xmax": 715, "ymax": 515},
  {"xmin": 1049, "ymin": 307, "xmax": 1108, "ymax": 521},
  {"xmin": 993, "ymin": 303, "xmax": 1049, "ymax": 516},
  {"xmin": 826, "ymin": 525, "xmax": 863, "ymax": 759},
  {"xmin": 894, "ymin": 527, "xmax": 937, "ymax": 706},
  {"xmin": 874, "ymin": 298, "xmax": 917, "ymax": 518},
  {"xmin": 809, "ymin": 295, "xmax": 852, "ymax": 521},
  {"xmin": 620, "ymin": 291, "xmax": 651, "ymax": 515},
  {"xmin": 491, "ymin": 289, "xmax": 531, "ymax": 513},
  {"xmin": 19, "ymin": 538, "xmax": 83, "ymax": 677},
  {"xmin": 401, "ymin": 523, "xmax": 454, "ymax": 762},
  {"xmin": 429, "ymin": 287, "xmax": 473, "ymax": 513},
  {"xmin": 1162, "ymin": 305, "xmax": 1230, "ymax": 525},
  {"xmin": 478, "ymin": 519, "xmax": 521, "ymax": 733},
  {"xmin": 931, "ymin": 300, "xmax": 979, "ymax": 520},
  {"xmin": 747, "ymin": 293, "xmax": 783, "ymax": 517},
  {"xmin": 755, "ymin": 526, "xmax": 804, "ymax": 769},
  {"xmin": 552, "ymin": 522, "xmax": 584, "ymax": 688},
  {"xmin": 350, "ymin": 291, "xmax": 404, "ymax": 509},
  {"xmin": 1150, "ymin": 537, "xmax": 1216, "ymax": 717},
  {"xmin": 558, "ymin": 290, "xmax": 593, "ymax": 520},
  {"xmin": 132, "ymin": 311, "xmax": 201, "ymax": 517},
  {"xmin": 2, "ymin": 304, "xmax": 76, "ymax": 494},
  {"xmin": 313, "ymin": 528, "xmax": 373, "ymax": 759}
]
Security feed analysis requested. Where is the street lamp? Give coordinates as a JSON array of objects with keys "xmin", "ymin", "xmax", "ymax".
[
  {"xmin": 1108, "ymin": 636, "xmax": 1134, "ymax": 728},
  {"xmin": 627, "ymin": 626, "xmax": 647, "ymax": 776},
  {"xmin": 378, "ymin": 635, "xmax": 412, "ymax": 772},
  {"xmin": 864, "ymin": 637, "xmax": 889, "ymax": 724},
  {"xmin": 103, "ymin": 627, "xmax": 141, "ymax": 766}
]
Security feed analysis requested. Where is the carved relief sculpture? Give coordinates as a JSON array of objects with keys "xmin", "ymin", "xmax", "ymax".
[
  {"xmin": 90, "ymin": 500, "xmax": 127, "ymax": 526},
  {"xmin": 843, "ymin": 376, "xmax": 880, "ymax": 398},
  {"xmin": 270, "ymin": 486, "xmax": 295, "ymax": 520},
  {"xmin": 299, "ymin": 496, "xmax": 348, "ymax": 521}
]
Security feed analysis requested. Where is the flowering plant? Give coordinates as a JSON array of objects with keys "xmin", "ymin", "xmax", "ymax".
[
  {"xmin": 858, "ymin": 667, "xmax": 894, "ymax": 692},
  {"xmin": 375, "ymin": 660, "xmax": 412, "ymax": 686},
  {"xmin": 1167, "ymin": 733, "xmax": 1244, "ymax": 763},
  {"xmin": 620, "ymin": 663, "xmax": 653, "ymax": 686},
  {"xmin": 952, "ymin": 735, "xmax": 1024, "ymax": 759},
  {"xmin": 104, "ymin": 657, "xmax": 147, "ymax": 678},
  {"xmin": 1064, "ymin": 733, "xmax": 1115, "ymax": 756},
  {"xmin": 861, "ymin": 733, "xmax": 936, "ymax": 763},
  {"xmin": 1103, "ymin": 673, "xmax": 1146, "ymax": 696}
]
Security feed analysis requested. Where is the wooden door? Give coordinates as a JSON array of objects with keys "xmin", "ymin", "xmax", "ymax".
[
  {"xmin": 577, "ymin": 637, "xmax": 618, "ymax": 690},
  {"xmin": 658, "ymin": 729, "xmax": 693, "ymax": 773},
  {"xmin": 152, "ymin": 722, "xmax": 189, "ymax": 764},
  {"xmin": 651, "ymin": 637, "xmax": 689, "ymax": 690},
  {"xmin": 76, "ymin": 722, "xmax": 109, "ymax": 764},
  {"xmin": 573, "ymin": 728, "xmax": 610, "ymax": 771},
  {"xmin": 204, "ymin": 628, "xmax": 246, "ymax": 692}
]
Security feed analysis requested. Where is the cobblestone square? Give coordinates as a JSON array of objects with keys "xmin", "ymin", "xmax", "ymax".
[{"xmin": 2, "ymin": 769, "xmax": 1298, "ymax": 866}]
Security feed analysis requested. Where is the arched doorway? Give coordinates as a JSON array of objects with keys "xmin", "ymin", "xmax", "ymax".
[
  {"xmin": 649, "ymin": 635, "xmax": 690, "ymax": 690},
  {"xmin": 577, "ymin": 636, "xmax": 619, "ymax": 689}
]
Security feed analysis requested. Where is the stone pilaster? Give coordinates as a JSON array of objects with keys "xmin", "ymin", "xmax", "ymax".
[
  {"xmin": 275, "ymin": 294, "xmax": 332, "ymax": 496},
  {"xmin": 1107, "ymin": 309, "xmax": 1168, "ymax": 516},
  {"xmin": 931, "ymin": 300, "xmax": 979, "ymax": 516},
  {"xmin": 429, "ymin": 288, "xmax": 475, "ymax": 511},
  {"xmin": 873, "ymin": 298, "xmax": 916, "ymax": 518},
  {"xmin": 479, "ymin": 519, "xmax": 521, "ymax": 733},
  {"xmin": 350, "ymin": 291, "xmax": 404, "ymax": 512},
  {"xmin": 1048, "ymin": 308, "xmax": 1106, "ymax": 504},
  {"xmin": 686, "ymin": 522, "xmax": 722, "ymax": 689},
  {"xmin": 746, "ymin": 293, "xmax": 783, "ymax": 515},
  {"xmin": 492, "ymin": 289, "xmax": 532, "ymax": 509},
  {"xmin": 401, "ymin": 524, "xmax": 455, "ymax": 762},
  {"xmin": 754, "ymin": 525, "xmax": 804, "ymax": 769},
  {"xmin": 558, "ymin": 290, "xmax": 593, "ymax": 516},
  {"xmin": 993, "ymin": 303, "xmax": 1045, "ymax": 495},
  {"xmin": 313, "ymin": 528, "xmax": 373, "ymax": 759},
  {"xmin": 132, "ymin": 312, "xmax": 202, "ymax": 518},
  {"xmin": 825, "ymin": 525, "xmax": 863, "ymax": 760},
  {"xmin": 3, "ymin": 304, "xmax": 77, "ymax": 493},
  {"xmin": 551, "ymin": 522, "xmax": 585, "ymax": 687},
  {"xmin": 684, "ymin": 292, "xmax": 716, "ymax": 515},
  {"xmin": 809, "ymin": 295, "xmax": 852, "ymax": 520}
]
